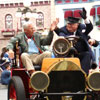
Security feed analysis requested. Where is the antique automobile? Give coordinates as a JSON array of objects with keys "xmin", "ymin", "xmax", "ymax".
[{"xmin": 8, "ymin": 36, "xmax": 100, "ymax": 100}]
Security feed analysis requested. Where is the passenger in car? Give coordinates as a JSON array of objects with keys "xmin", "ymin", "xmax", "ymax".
[
  {"xmin": 6, "ymin": 21, "xmax": 56, "ymax": 76},
  {"xmin": 51, "ymin": 8, "xmax": 99, "ymax": 74}
]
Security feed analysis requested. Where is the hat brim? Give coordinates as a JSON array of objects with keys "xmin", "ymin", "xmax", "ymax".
[{"xmin": 67, "ymin": 17, "xmax": 80, "ymax": 24}]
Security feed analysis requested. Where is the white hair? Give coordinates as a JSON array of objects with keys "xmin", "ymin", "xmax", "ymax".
[{"xmin": 22, "ymin": 21, "xmax": 33, "ymax": 29}]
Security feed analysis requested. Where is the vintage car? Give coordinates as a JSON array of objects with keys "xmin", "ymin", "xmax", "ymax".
[{"xmin": 8, "ymin": 36, "xmax": 100, "ymax": 100}]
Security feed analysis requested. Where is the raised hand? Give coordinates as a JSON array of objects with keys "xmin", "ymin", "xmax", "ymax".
[
  {"xmin": 88, "ymin": 39, "xmax": 95, "ymax": 46},
  {"xmin": 50, "ymin": 18, "xmax": 59, "ymax": 31},
  {"xmin": 56, "ymin": 18, "xmax": 59, "ymax": 25}
]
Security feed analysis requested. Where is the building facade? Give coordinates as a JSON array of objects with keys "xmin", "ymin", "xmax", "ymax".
[{"xmin": 0, "ymin": 0, "xmax": 56, "ymax": 53}]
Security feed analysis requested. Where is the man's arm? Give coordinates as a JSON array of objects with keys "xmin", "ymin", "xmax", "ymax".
[
  {"xmin": 84, "ymin": 20, "xmax": 93, "ymax": 35},
  {"xmin": 79, "ymin": 8, "xmax": 93, "ymax": 35},
  {"xmin": 6, "ymin": 37, "xmax": 19, "ymax": 59},
  {"xmin": 7, "ymin": 37, "xmax": 18, "ymax": 50},
  {"xmin": 54, "ymin": 27, "xmax": 61, "ymax": 35},
  {"xmin": 40, "ymin": 30, "xmax": 54, "ymax": 45},
  {"xmin": 40, "ymin": 21, "xmax": 59, "ymax": 45}
]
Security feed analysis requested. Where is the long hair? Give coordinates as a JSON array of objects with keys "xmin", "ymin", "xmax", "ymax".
[{"xmin": 0, "ymin": 47, "xmax": 8, "ymax": 59}]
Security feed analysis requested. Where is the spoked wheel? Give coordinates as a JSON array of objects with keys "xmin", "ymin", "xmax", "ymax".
[{"xmin": 8, "ymin": 76, "xmax": 26, "ymax": 100}]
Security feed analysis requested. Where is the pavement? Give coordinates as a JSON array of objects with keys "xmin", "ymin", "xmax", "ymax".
[
  {"xmin": 0, "ymin": 83, "xmax": 8, "ymax": 89},
  {"xmin": 0, "ymin": 69, "xmax": 8, "ymax": 100},
  {"xmin": 0, "ymin": 83, "xmax": 7, "ymax": 100},
  {"xmin": 0, "ymin": 68, "xmax": 8, "ymax": 89}
]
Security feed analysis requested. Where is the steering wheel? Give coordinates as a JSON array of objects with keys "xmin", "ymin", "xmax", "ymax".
[{"xmin": 65, "ymin": 35, "xmax": 79, "ymax": 47}]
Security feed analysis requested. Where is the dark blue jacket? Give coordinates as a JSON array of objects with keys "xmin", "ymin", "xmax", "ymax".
[
  {"xmin": 54, "ymin": 22, "xmax": 94, "ymax": 74},
  {"xmin": 1, "ymin": 70, "xmax": 11, "ymax": 85},
  {"xmin": 55, "ymin": 22, "xmax": 93, "ymax": 53}
]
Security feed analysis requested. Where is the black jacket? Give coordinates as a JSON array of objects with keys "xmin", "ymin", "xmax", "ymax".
[{"xmin": 54, "ymin": 22, "xmax": 94, "ymax": 53}]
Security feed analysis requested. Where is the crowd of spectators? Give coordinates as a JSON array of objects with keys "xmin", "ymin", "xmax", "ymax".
[{"xmin": 0, "ymin": 47, "xmax": 11, "ymax": 85}]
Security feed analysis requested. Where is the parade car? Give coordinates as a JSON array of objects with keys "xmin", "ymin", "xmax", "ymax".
[{"xmin": 8, "ymin": 36, "xmax": 100, "ymax": 100}]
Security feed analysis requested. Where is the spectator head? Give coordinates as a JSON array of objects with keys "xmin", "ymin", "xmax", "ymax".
[
  {"xmin": 5, "ymin": 63, "xmax": 11, "ymax": 70},
  {"xmin": 1, "ymin": 47, "xmax": 8, "ymax": 58}
]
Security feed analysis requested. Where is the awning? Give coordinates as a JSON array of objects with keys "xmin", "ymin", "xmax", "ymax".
[
  {"xmin": 65, "ymin": 0, "xmax": 71, "ymax": 3},
  {"xmin": 73, "ymin": 0, "xmax": 79, "ymax": 2},
  {"xmin": 82, "ymin": 0, "xmax": 88, "ymax": 1},
  {"xmin": 56, "ymin": 0, "xmax": 62, "ymax": 3},
  {"xmin": 73, "ymin": 10, "xmax": 81, "ymax": 18},
  {"xmin": 64, "ymin": 10, "xmax": 73, "ymax": 18},
  {"xmin": 97, "ymin": 7, "xmax": 100, "ymax": 15},
  {"xmin": 90, "ymin": 8, "xmax": 95, "ymax": 16}
]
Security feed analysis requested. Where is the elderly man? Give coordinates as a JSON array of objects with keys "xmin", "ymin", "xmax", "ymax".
[
  {"xmin": 6, "ymin": 21, "xmax": 55, "ymax": 75},
  {"xmin": 53, "ymin": 8, "xmax": 99, "ymax": 74}
]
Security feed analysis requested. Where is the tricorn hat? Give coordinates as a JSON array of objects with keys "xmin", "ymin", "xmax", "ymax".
[{"xmin": 67, "ymin": 17, "xmax": 80, "ymax": 24}]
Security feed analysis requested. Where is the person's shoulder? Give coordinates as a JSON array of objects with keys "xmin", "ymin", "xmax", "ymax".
[
  {"xmin": 14, "ymin": 32, "xmax": 25, "ymax": 40},
  {"xmin": 59, "ymin": 26, "xmax": 67, "ymax": 32},
  {"xmin": 1, "ymin": 70, "xmax": 10, "ymax": 74},
  {"xmin": 78, "ymin": 23, "xmax": 86, "ymax": 29},
  {"xmin": 61, "ymin": 26, "xmax": 66, "ymax": 29},
  {"xmin": 79, "ymin": 23, "xmax": 85, "ymax": 27}
]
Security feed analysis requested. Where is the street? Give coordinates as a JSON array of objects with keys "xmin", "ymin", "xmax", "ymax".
[{"xmin": 0, "ymin": 84, "xmax": 7, "ymax": 100}]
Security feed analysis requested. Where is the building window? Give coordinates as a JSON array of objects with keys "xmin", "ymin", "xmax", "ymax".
[
  {"xmin": 36, "ymin": 12, "xmax": 44, "ymax": 28},
  {"xmin": 90, "ymin": 6, "xmax": 100, "ymax": 29},
  {"xmin": 20, "ymin": 18, "xmax": 25, "ymax": 28},
  {"xmin": 96, "ymin": 7, "xmax": 100, "ymax": 27},
  {"xmin": 5, "ymin": 14, "xmax": 13, "ymax": 29},
  {"xmin": 96, "ymin": 15, "xmax": 100, "ymax": 26},
  {"xmin": 16, "ymin": 17, "xmax": 24, "ymax": 32}
]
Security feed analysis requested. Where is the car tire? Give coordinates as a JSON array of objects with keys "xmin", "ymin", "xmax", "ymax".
[{"xmin": 8, "ymin": 76, "xmax": 26, "ymax": 100}]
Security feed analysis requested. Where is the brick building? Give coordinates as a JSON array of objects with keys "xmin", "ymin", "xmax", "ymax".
[{"xmin": 0, "ymin": 0, "xmax": 55, "ymax": 53}]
